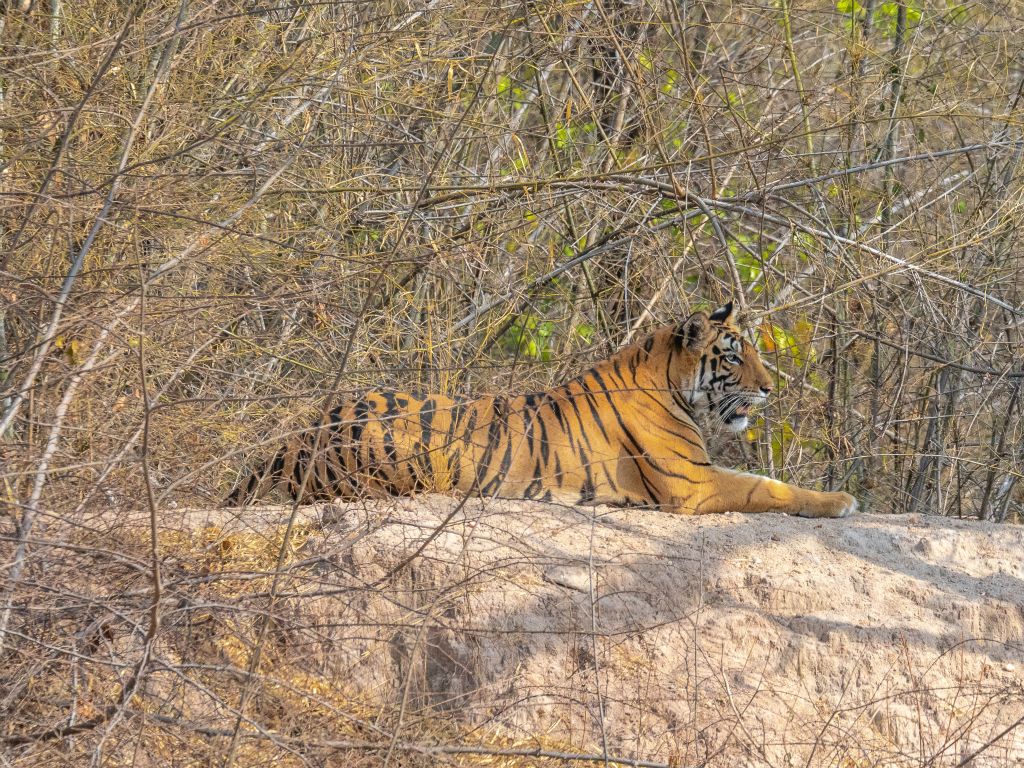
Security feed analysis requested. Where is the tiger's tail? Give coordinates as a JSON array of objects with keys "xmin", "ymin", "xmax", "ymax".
[{"xmin": 224, "ymin": 448, "xmax": 287, "ymax": 507}]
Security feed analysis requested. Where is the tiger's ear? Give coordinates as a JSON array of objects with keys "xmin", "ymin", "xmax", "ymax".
[
  {"xmin": 675, "ymin": 311, "xmax": 713, "ymax": 351},
  {"xmin": 709, "ymin": 301, "xmax": 735, "ymax": 324}
]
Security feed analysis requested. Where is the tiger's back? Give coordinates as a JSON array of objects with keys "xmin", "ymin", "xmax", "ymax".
[
  {"xmin": 227, "ymin": 383, "xmax": 636, "ymax": 507},
  {"xmin": 227, "ymin": 303, "xmax": 858, "ymax": 519}
]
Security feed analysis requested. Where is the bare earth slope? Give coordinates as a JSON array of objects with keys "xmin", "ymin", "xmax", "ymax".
[
  {"xmin": 196, "ymin": 497, "xmax": 1024, "ymax": 767},
  {"xmin": 6, "ymin": 498, "xmax": 1023, "ymax": 767}
]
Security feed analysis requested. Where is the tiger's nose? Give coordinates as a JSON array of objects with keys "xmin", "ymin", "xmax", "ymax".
[{"xmin": 760, "ymin": 384, "xmax": 773, "ymax": 396}]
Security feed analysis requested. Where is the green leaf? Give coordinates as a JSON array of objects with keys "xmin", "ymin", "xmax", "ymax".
[
  {"xmin": 662, "ymin": 69, "xmax": 678, "ymax": 94},
  {"xmin": 836, "ymin": 0, "xmax": 866, "ymax": 16},
  {"xmin": 555, "ymin": 122, "xmax": 573, "ymax": 149},
  {"xmin": 575, "ymin": 323, "xmax": 595, "ymax": 343}
]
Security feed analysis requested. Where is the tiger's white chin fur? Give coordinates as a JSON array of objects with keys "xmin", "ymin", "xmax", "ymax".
[
  {"xmin": 725, "ymin": 416, "xmax": 748, "ymax": 433},
  {"xmin": 722, "ymin": 393, "xmax": 767, "ymax": 432}
]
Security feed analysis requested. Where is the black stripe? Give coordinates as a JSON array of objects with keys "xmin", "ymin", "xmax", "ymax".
[
  {"xmin": 630, "ymin": 454, "xmax": 660, "ymax": 501},
  {"xmin": 588, "ymin": 367, "xmax": 612, "ymax": 398},
  {"xmin": 412, "ymin": 448, "xmax": 431, "ymax": 491},
  {"xmin": 498, "ymin": 436, "xmax": 513, "ymax": 477},
  {"xmin": 599, "ymin": 458, "xmax": 618, "ymax": 493},
  {"xmin": 450, "ymin": 449, "xmax": 462, "ymax": 488},
  {"xmin": 653, "ymin": 423, "xmax": 706, "ymax": 452},
  {"xmin": 636, "ymin": 384, "xmax": 683, "ymax": 419},
  {"xmin": 522, "ymin": 399, "xmax": 536, "ymax": 455},
  {"xmin": 587, "ymin": 369, "xmax": 628, "ymax": 447},
  {"xmin": 479, "ymin": 469, "xmax": 504, "ymax": 496},
  {"xmin": 323, "ymin": 445, "xmax": 343, "ymax": 492},
  {"xmin": 462, "ymin": 407, "xmax": 478, "ymax": 446},
  {"xmin": 579, "ymin": 478, "xmax": 596, "ymax": 503},
  {"xmin": 419, "ymin": 398, "xmax": 437, "ymax": 450},
  {"xmin": 537, "ymin": 407, "xmax": 550, "ymax": 464},
  {"xmin": 524, "ymin": 462, "xmax": 543, "ymax": 499},
  {"xmin": 564, "ymin": 388, "xmax": 596, "ymax": 450},
  {"xmin": 578, "ymin": 447, "xmax": 594, "ymax": 500},
  {"xmin": 478, "ymin": 398, "xmax": 505, "ymax": 472},
  {"xmin": 351, "ymin": 399, "xmax": 369, "ymax": 443},
  {"xmin": 611, "ymin": 360, "xmax": 628, "ymax": 391},
  {"xmin": 382, "ymin": 418, "xmax": 398, "ymax": 463},
  {"xmin": 580, "ymin": 373, "xmax": 612, "ymax": 443},
  {"xmin": 548, "ymin": 395, "xmax": 566, "ymax": 430},
  {"xmin": 270, "ymin": 451, "xmax": 285, "ymax": 478},
  {"xmin": 576, "ymin": 393, "xmax": 605, "ymax": 447}
]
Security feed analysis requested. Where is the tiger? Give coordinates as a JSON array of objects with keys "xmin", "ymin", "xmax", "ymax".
[{"xmin": 225, "ymin": 302, "xmax": 858, "ymax": 518}]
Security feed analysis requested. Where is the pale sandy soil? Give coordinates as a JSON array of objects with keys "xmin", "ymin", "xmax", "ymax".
[{"xmin": 173, "ymin": 496, "xmax": 1024, "ymax": 767}]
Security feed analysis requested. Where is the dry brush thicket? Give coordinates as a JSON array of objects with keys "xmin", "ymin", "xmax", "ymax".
[{"xmin": 1, "ymin": 0, "xmax": 1023, "ymax": 764}]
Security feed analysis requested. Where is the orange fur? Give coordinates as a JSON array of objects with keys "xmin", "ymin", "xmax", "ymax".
[{"xmin": 226, "ymin": 303, "xmax": 857, "ymax": 518}]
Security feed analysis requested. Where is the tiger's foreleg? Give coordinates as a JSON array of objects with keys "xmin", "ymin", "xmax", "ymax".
[{"xmin": 664, "ymin": 466, "xmax": 857, "ymax": 518}]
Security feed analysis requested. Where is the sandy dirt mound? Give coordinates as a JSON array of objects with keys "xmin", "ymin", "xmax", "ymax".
[
  {"xmin": 197, "ymin": 497, "xmax": 1024, "ymax": 766},
  {"xmin": 4, "ymin": 497, "xmax": 1023, "ymax": 767}
]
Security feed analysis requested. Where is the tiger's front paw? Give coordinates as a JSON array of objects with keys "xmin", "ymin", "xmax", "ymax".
[{"xmin": 808, "ymin": 491, "xmax": 858, "ymax": 519}]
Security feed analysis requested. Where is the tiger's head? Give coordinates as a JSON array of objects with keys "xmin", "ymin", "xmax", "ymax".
[{"xmin": 667, "ymin": 301, "xmax": 774, "ymax": 432}]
